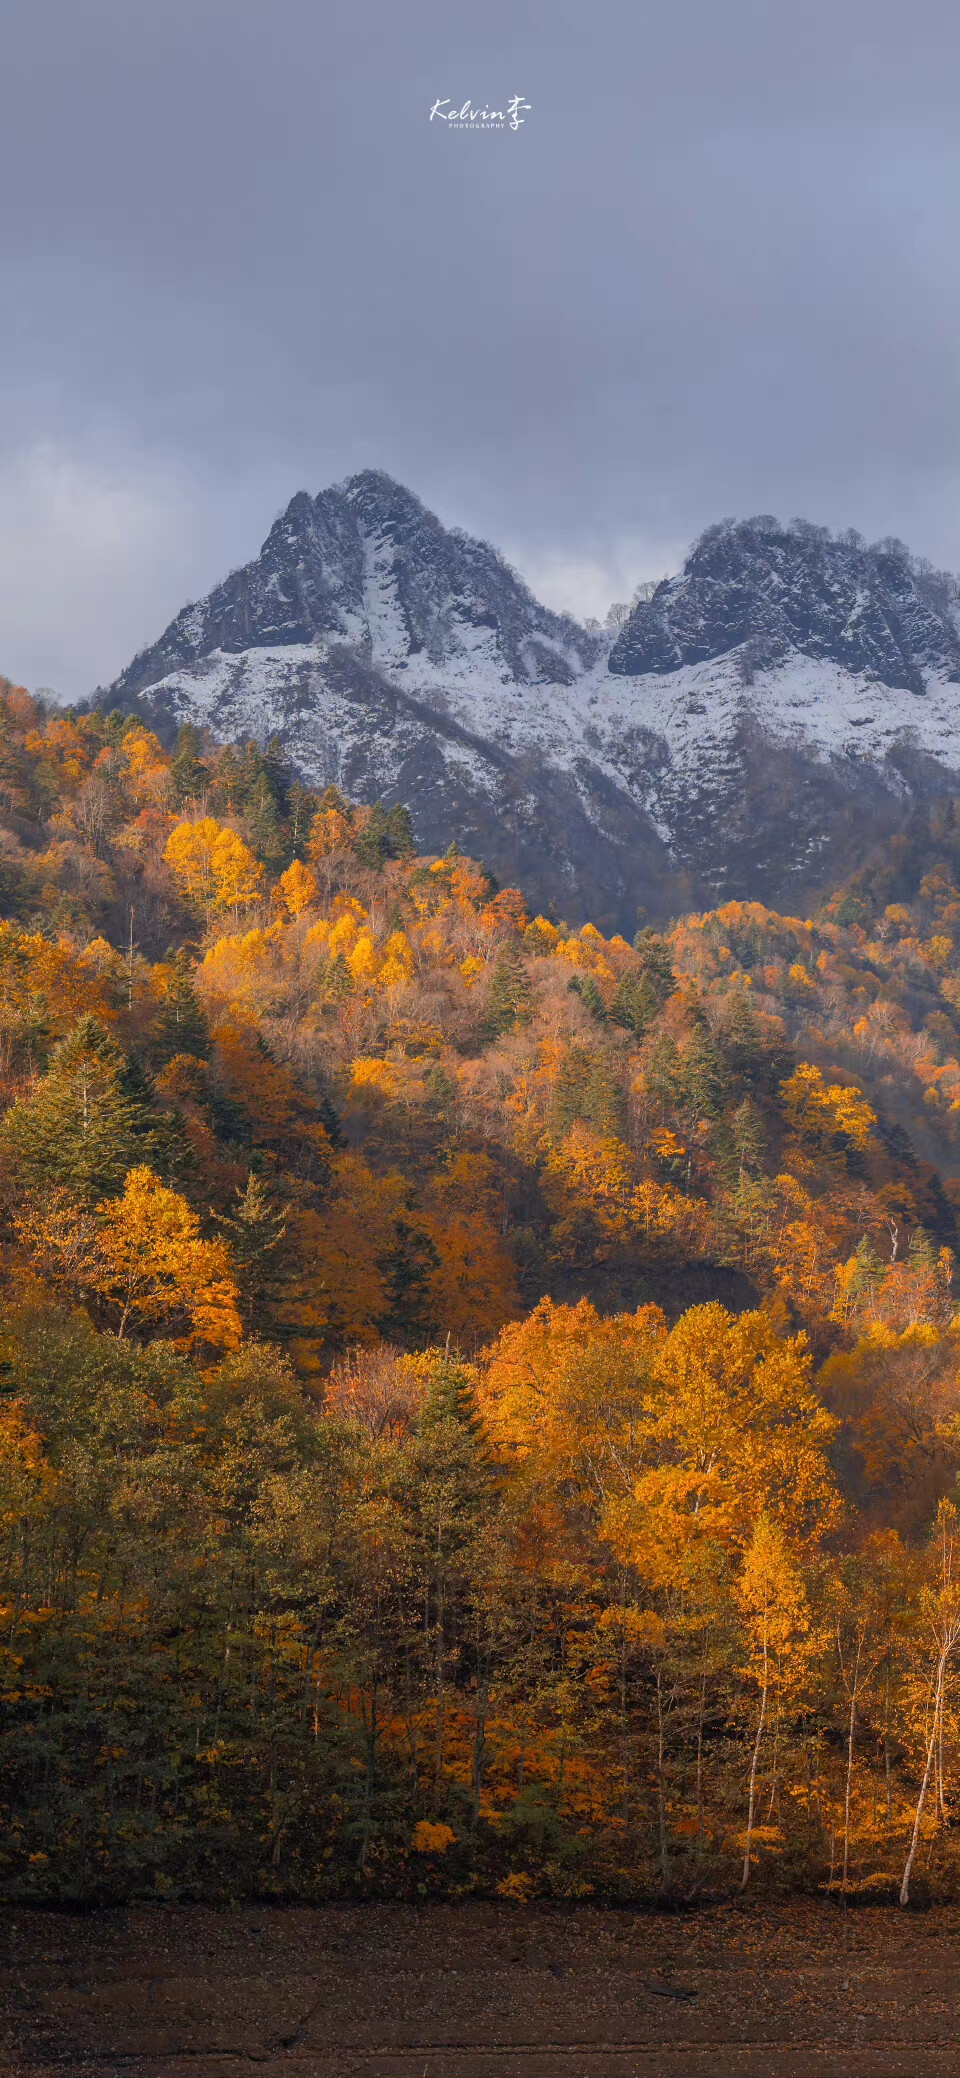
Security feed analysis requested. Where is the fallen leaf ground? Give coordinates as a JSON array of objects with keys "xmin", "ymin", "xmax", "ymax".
[{"xmin": 1, "ymin": 1898, "xmax": 956, "ymax": 2077}]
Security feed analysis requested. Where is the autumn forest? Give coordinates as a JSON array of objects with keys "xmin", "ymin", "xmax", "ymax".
[{"xmin": 0, "ymin": 680, "xmax": 958, "ymax": 1911}]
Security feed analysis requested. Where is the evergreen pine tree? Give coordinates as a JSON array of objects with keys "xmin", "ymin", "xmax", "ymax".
[
  {"xmin": 584, "ymin": 1052, "xmax": 628, "ymax": 1137},
  {"xmin": 316, "ymin": 1093, "xmax": 346, "ymax": 1149},
  {"xmin": 257, "ymin": 735, "xmax": 291, "ymax": 816},
  {"xmin": 907, "ymin": 1226, "xmax": 936, "ymax": 1272},
  {"xmin": 244, "ymin": 777, "xmax": 285, "ymax": 865},
  {"xmin": 730, "ymin": 1096, "xmax": 767, "ymax": 1177},
  {"xmin": 718, "ymin": 986, "xmax": 789, "ymax": 1092},
  {"xmin": 424, "ymin": 1063, "xmax": 456, "ymax": 1127},
  {"xmin": 287, "ymin": 781, "xmax": 319, "ymax": 856},
  {"xmin": 632, "ymin": 928, "xmax": 676, "ymax": 1005},
  {"xmin": 647, "ymin": 1032, "xmax": 683, "ymax": 1110},
  {"xmin": 548, "ymin": 1044, "xmax": 593, "ymax": 1139},
  {"xmin": 681, "ymin": 1027, "xmax": 728, "ymax": 1123},
  {"xmin": 483, "ymin": 943, "xmax": 534, "ymax": 1038},
  {"xmin": 850, "ymin": 1232, "xmax": 884, "ymax": 1295},
  {"xmin": 718, "ymin": 988, "xmax": 764, "ymax": 1080},
  {"xmin": 352, "ymin": 800, "xmax": 415, "ymax": 870},
  {"xmin": 569, "ymin": 972, "xmax": 607, "ymax": 1021},
  {"xmin": 170, "ymin": 724, "xmax": 208, "ymax": 805},
  {"xmin": 547, "ymin": 1045, "xmax": 626, "ymax": 1140},
  {"xmin": 419, "ymin": 1350, "xmax": 485, "ymax": 1442},
  {"xmin": 610, "ymin": 970, "xmax": 659, "ymax": 1038},
  {"xmin": 217, "ymin": 1173, "xmax": 288, "ymax": 1330},
  {"xmin": 386, "ymin": 803, "xmax": 415, "ymax": 858},
  {"xmin": 214, "ymin": 744, "xmax": 244, "ymax": 810},
  {"xmin": 377, "ymin": 1219, "xmax": 440, "ymax": 1346},
  {"xmin": 118, "ymin": 1049, "xmax": 192, "ymax": 1182},
  {"xmin": 323, "ymin": 952, "xmax": 353, "ymax": 1008},
  {"xmin": 1, "ymin": 1016, "xmax": 161, "ymax": 1201},
  {"xmin": 147, "ymin": 953, "xmax": 210, "ymax": 1066},
  {"xmin": 353, "ymin": 802, "xmax": 394, "ymax": 870}
]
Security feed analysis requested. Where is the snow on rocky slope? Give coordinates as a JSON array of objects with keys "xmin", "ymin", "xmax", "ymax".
[{"xmin": 106, "ymin": 475, "xmax": 959, "ymax": 931}]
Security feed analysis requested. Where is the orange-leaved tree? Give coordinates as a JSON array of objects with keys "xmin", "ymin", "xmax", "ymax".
[
  {"xmin": 164, "ymin": 817, "xmax": 264, "ymax": 913},
  {"xmin": 608, "ymin": 1303, "xmax": 840, "ymax": 1573},
  {"xmin": 91, "ymin": 1166, "xmax": 241, "ymax": 1350}
]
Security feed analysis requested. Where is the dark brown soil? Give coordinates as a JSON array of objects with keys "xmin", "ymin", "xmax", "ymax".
[{"xmin": 0, "ymin": 1898, "xmax": 956, "ymax": 2078}]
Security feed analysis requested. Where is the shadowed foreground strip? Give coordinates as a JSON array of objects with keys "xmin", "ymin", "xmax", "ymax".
[{"xmin": 1, "ymin": 1901, "xmax": 956, "ymax": 2078}]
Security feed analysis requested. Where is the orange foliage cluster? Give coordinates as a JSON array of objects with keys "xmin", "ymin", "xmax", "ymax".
[
  {"xmin": 0, "ymin": 681, "xmax": 956, "ymax": 1906},
  {"xmin": 0, "ymin": 680, "xmax": 955, "ymax": 1380}
]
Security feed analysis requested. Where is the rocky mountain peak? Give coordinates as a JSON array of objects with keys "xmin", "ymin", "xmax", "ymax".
[
  {"xmin": 109, "ymin": 472, "xmax": 599, "ymax": 704},
  {"xmin": 104, "ymin": 478, "xmax": 957, "ymax": 932},
  {"xmin": 609, "ymin": 515, "xmax": 959, "ymax": 691}
]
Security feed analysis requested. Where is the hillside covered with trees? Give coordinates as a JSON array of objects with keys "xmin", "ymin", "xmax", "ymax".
[{"xmin": 0, "ymin": 680, "xmax": 957, "ymax": 1907}]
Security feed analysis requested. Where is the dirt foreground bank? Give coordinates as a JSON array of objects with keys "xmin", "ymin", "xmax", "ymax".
[{"xmin": 0, "ymin": 1898, "xmax": 956, "ymax": 2078}]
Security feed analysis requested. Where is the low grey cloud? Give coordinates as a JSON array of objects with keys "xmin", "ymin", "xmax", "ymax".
[{"xmin": 0, "ymin": 0, "xmax": 956, "ymax": 694}]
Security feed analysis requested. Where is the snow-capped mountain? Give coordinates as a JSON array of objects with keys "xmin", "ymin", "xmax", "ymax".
[{"xmin": 106, "ymin": 474, "xmax": 958, "ymax": 930}]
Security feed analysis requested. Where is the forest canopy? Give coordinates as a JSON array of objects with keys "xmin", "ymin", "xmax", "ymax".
[{"xmin": 0, "ymin": 681, "xmax": 957, "ymax": 1907}]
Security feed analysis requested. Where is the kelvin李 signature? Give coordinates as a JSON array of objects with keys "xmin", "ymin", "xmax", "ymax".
[{"xmin": 429, "ymin": 96, "xmax": 531, "ymax": 130}]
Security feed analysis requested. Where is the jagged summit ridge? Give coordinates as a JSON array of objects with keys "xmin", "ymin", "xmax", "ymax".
[
  {"xmin": 105, "ymin": 478, "xmax": 958, "ymax": 931},
  {"xmin": 609, "ymin": 515, "xmax": 959, "ymax": 691},
  {"xmin": 113, "ymin": 471, "xmax": 599, "ymax": 700}
]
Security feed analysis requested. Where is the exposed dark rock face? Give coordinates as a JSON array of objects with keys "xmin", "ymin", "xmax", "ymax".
[
  {"xmin": 112, "ymin": 472, "xmax": 599, "ymax": 700},
  {"xmin": 104, "ymin": 479, "xmax": 959, "ymax": 931},
  {"xmin": 608, "ymin": 516, "xmax": 960, "ymax": 691}
]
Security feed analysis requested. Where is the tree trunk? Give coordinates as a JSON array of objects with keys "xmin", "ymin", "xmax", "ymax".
[
  {"xmin": 358, "ymin": 1678, "xmax": 379, "ymax": 1874},
  {"xmin": 900, "ymin": 1649, "xmax": 947, "ymax": 1905},
  {"xmin": 695, "ymin": 1669, "xmax": 707, "ymax": 1843},
  {"xmin": 741, "ymin": 1628, "xmax": 769, "ymax": 1890},
  {"xmin": 471, "ymin": 1686, "xmax": 488, "ymax": 1826},
  {"xmin": 843, "ymin": 1644, "xmax": 861, "ymax": 1889},
  {"xmin": 655, "ymin": 1666, "xmax": 669, "ymax": 1890}
]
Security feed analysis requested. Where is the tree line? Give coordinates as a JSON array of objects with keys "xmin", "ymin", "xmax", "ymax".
[{"xmin": 0, "ymin": 683, "xmax": 956, "ymax": 1903}]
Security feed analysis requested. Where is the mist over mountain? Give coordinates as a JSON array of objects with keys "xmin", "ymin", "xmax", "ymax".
[{"xmin": 106, "ymin": 473, "xmax": 959, "ymax": 932}]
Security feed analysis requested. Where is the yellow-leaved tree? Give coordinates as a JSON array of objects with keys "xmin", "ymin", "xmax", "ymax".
[
  {"xmin": 164, "ymin": 818, "xmax": 264, "ymax": 913},
  {"xmin": 276, "ymin": 859, "xmax": 318, "ymax": 918},
  {"xmin": 780, "ymin": 1062, "xmax": 876, "ymax": 1152},
  {"xmin": 92, "ymin": 1166, "xmax": 241, "ymax": 1350},
  {"xmin": 609, "ymin": 1303, "xmax": 840, "ymax": 1573}
]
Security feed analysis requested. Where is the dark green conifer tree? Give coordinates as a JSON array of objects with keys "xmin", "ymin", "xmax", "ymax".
[
  {"xmin": 850, "ymin": 1232, "xmax": 884, "ymax": 1296},
  {"xmin": 483, "ymin": 944, "xmax": 533, "ymax": 1039},
  {"xmin": 217, "ymin": 1173, "xmax": 288, "ymax": 1330},
  {"xmin": 907, "ymin": 1226, "xmax": 936, "ymax": 1272},
  {"xmin": 569, "ymin": 972, "xmax": 607, "ymax": 1021},
  {"xmin": 1, "ymin": 1016, "xmax": 161, "ymax": 1200},
  {"xmin": 632, "ymin": 928, "xmax": 676, "ymax": 1005},
  {"xmin": 170, "ymin": 724, "xmax": 208, "ymax": 806},
  {"xmin": 680, "ymin": 1026, "xmax": 728, "ymax": 1124},
  {"xmin": 353, "ymin": 800, "xmax": 415, "ymax": 870},
  {"xmin": 548, "ymin": 1045, "xmax": 626, "ymax": 1141},
  {"xmin": 610, "ymin": 970, "xmax": 659, "ymax": 1038},
  {"xmin": 147, "ymin": 953, "xmax": 210, "ymax": 1066},
  {"xmin": 418, "ymin": 1351, "xmax": 485, "ymax": 1441},
  {"xmin": 584, "ymin": 1052, "xmax": 628, "ymax": 1138},
  {"xmin": 387, "ymin": 803, "xmax": 415, "ymax": 858},
  {"xmin": 287, "ymin": 781, "xmax": 320, "ymax": 856},
  {"xmin": 377, "ymin": 1220, "xmax": 440, "ymax": 1346},
  {"xmin": 353, "ymin": 802, "xmax": 394, "ymax": 870},
  {"xmin": 323, "ymin": 952, "xmax": 353, "ymax": 1007},
  {"xmin": 548, "ymin": 1045, "xmax": 593, "ymax": 1139},
  {"xmin": 730, "ymin": 1096, "xmax": 767, "ymax": 1177},
  {"xmin": 647, "ymin": 1032, "xmax": 683, "ymax": 1111}
]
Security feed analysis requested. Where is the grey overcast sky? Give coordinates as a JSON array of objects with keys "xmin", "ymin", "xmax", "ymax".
[{"xmin": 0, "ymin": 0, "xmax": 957, "ymax": 695}]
